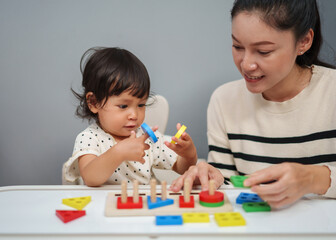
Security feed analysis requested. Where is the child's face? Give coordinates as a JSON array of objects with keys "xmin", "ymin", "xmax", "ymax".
[
  {"xmin": 231, "ymin": 12, "xmax": 302, "ymax": 100},
  {"xmin": 88, "ymin": 90, "xmax": 147, "ymax": 141}
]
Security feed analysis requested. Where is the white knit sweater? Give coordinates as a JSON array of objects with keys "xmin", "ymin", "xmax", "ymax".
[{"xmin": 207, "ymin": 65, "xmax": 336, "ymax": 198}]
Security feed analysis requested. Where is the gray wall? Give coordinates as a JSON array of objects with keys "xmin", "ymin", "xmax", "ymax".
[{"xmin": 0, "ymin": 0, "xmax": 335, "ymax": 186}]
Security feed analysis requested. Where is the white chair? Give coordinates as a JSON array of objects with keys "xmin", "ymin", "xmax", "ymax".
[
  {"xmin": 145, "ymin": 95, "xmax": 181, "ymax": 184},
  {"xmin": 144, "ymin": 94, "xmax": 169, "ymax": 133}
]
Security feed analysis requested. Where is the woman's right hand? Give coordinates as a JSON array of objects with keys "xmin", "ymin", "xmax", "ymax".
[{"xmin": 169, "ymin": 161, "xmax": 224, "ymax": 192}]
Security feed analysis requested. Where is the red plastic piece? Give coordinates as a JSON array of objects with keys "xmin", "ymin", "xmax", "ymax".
[
  {"xmin": 117, "ymin": 196, "xmax": 143, "ymax": 209},
  {"xmin": 199, "ymin": 191, "xmax": 224, "ymax": 203},
  {"xmin": 56, "ymin": 210, "xmax": 86, "ymax": 223},
  {"xmin": 179, "ymin": 195, "xmax": 195, "ymax": 208}
]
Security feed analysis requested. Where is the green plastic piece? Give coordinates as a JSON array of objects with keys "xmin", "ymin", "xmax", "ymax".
[
  {"xmin": 230, "ymin": 175, "xmax": 249, "ymax": 188},
  {"xmin": 199, "ymin": 200, "xmax": 224, "ymax": 208},
  {"xmin": 242, "ymin": 202, "xmax": 271, "ymax": 212}
]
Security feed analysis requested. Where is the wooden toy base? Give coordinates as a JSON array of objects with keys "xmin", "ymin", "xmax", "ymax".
[{"xmin": 105, "ymin": 190, "xmax": 233, "ymax": 217}]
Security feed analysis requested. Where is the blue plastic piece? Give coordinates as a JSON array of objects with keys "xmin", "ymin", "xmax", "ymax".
[
  {"xmin": 141, "ymin": 123, "xmax": 158, "ymax": 143},
  {"xmin": 147, "ymin": 196, "xmax": 174, "ymax": 209},
  {"xmin": 236, "ymin": 192, "xmax": 263, "ymax": 204},
  {"xmin": 155, "ymin": 215, "xmax": 183, "ymax": 226}
]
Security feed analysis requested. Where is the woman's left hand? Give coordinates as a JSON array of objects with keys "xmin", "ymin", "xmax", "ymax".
[{"xmin": 244, "ymin": 162, "xmax": 331, "ymax": 208}]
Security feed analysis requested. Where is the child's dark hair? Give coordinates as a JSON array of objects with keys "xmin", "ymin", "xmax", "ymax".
[
  {"xmin": 231, "ymin": 0, "xmax": 335, "ymax": 69},
  {"xmin": 72, "ymin": 47, "xmax": 151, "ymax": 122}
]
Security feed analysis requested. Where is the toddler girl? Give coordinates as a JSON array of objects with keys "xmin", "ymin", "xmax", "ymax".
[{"xmin": 63, "ymin": 47, "xmax": 197, "ymax": 186}]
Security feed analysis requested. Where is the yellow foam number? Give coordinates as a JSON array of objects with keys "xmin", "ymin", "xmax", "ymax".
[
  {"xmin": 171, "ymin": 125, "xmax": 187, "ymax": 144},
  {"xmin": 182, "ymin": 212, "xmax": 210, "ymax": 223},
  {"xmin": 62, "ymin": 196, "xmax": 91, "ymax": 210},
  {"xmin": 214, "ymin": 212, "xmax": 246, "ymax": 227}
]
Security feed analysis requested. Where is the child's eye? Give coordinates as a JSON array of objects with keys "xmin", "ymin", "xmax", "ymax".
[
  {"xmin": 118, "ymin": 105, "xmax": 128, "ymax": 109},
  {"xmin": 138, "ymin": 104, "xmax": 146, "ymax": 108}
]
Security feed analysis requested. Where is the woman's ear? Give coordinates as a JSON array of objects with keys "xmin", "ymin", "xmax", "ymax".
[
  {"xmin": 297, "ymin": 28, "xmax": 314, "ymax": 55},
  {"xmin": 86, "ymin": 92, "xmax": 99, "ymax": 113}
]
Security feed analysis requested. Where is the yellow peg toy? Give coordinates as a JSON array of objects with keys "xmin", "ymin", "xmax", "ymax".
[{"xmin": 171, "ymin": 125, "xmax": 187, "ymax": 144}]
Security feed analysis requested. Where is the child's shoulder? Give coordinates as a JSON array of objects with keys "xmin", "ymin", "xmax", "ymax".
[
  {"xmin": 75, "ymin": 123, "xmax": 110, "ymax": 141},
  {"xmin": 77, "ymin": 123, "xmax": 100, "ymax": 135}
]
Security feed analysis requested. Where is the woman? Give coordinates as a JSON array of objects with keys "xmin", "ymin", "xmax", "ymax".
[{"xmin": 170, "ymin": 0, "xmax": 336, "ymax": 208}]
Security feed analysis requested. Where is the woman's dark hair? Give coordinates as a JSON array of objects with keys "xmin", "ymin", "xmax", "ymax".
[
  {"xmin": 231, "ymin": 0, "xmax": 335, "ymax": 68},
  {"xmin": 72, "ymin": 47, "xmax": 151, "ymax": 122}
]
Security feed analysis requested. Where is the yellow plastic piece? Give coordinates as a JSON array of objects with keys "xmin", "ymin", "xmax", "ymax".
[
  {"xmin": 171, "ymin": 125, "xmax": 187, "ymax": 144},
  {"xmin": 182, "ymin": 212, "xmax": 210, "ymax": 223},
  {"xmin": 62, "ymin": 196, "xmax": 91, "ymax": 210},
  {"xmin": 214, "ymin": 212, "xmax": 246, "ymax": 227}
]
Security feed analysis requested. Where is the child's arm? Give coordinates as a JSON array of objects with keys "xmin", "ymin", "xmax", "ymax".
[
  {"xmin": 78, "ymin": 131, "xmax": 149, "ymax": 187},
  {"xmin": 165, "ymin": 123, "xmax": 198, "ymax": 174}
]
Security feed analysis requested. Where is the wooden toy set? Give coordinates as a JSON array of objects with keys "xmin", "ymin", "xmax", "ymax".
[
  {"xmin": 104, "ymin": 179, "xmax": 233, "ymax": 217},
  {"xmin": 56, "ymin": 175, "xmax": 271, "ymax": 225}
]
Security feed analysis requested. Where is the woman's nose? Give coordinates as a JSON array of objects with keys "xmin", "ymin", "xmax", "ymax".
[{"xmin": 241, "ymin": 54, "xmax": 257, "ymax": 71}]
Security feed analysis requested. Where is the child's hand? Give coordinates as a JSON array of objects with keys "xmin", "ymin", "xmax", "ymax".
[
  {"xmin": 165, "ymin": 123, "xmax": 197, "ymax": 161},
  {"xmin": 115, "ymin": 130, "xmax": 151, "ymax": 164}
]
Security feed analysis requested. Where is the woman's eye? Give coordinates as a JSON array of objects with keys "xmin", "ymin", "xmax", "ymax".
[
  {"xmin": 233, "ymin": 45, "xmax": 243, "ymax": 50},
  {"xmin": 118, "ymin": 105, "xmax": 128, "ymax": 109},
  {"xmin": 258, "ymin": 51, "xmax": 271, "ymax": 55}
]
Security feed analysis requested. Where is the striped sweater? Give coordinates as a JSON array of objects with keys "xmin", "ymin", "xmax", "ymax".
[{"xmin": 207, "ymin": 65, "xmax": 336, "ymax": 198}]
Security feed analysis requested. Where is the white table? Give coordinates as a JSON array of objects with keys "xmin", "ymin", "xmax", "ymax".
[{"xmin": 0, "ymin": 185, "xmax": 335, "ymax": 239}]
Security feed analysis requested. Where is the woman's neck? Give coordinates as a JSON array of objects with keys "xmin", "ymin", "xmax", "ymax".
[{"xmin": 262, "ymin": 65, "xmax": 313, "ymax": 102}]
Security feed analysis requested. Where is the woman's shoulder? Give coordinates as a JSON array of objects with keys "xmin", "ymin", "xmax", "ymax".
[
  {"xmin": 211, "ymin": 79, "xmax": 245, "ymax": 100},
  {"xmin": 312, "ymin": 65, "xmax": 336, "ymax": 89},
  {"xmin": 314, "ymin": 65, "xmax": 336, "ymax": 78}
]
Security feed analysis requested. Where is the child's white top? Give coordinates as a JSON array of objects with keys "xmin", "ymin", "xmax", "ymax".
[{"xmin": 63, "ymin": 123, "xmax": 177, "ymax": 185}]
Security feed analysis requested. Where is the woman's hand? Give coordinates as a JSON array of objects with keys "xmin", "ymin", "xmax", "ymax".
[
  {"xmin": 169, "ymin": 161, "xmax": 224, "ymax": 192},
  {"xmin": 244, "ymin": 162, "xmax": 331, "ymax": 208}
]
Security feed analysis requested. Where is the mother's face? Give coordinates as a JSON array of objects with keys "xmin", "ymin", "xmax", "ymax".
[{"xmin": 231, "ymin": 12, "xmax": 301, "ymax": 100}]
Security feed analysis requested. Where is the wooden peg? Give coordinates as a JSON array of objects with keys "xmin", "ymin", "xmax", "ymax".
[
  {"xmin": 161, "ymin": 181, "xmax": 167, "ymax": 201},
  {"xmin": 150, "ymin": 179, "xmax": 157, "ymax": 203},
  {"xmin": 184, "ymin": 179, "xmax": 191, "ymax": 203},
  {"xmin": 133, "ymin": 180, "xmax": 139, "ymax": 203},
  {"xmin": 121, "ymin": 180, "xmax": 127, "ymax": 203},
  {"xmin": 209, "ymin": 179, "xmax": 215, "ymax": 196}
]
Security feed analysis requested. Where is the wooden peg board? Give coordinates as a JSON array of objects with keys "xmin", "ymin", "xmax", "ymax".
[{"xmin": 104, "ymin": 190, "xmax": 233, "ymax": 217}]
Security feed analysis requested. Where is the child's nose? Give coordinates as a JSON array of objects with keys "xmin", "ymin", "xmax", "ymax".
[{"xmin": 128, "ymin": 109, "xmax": 138, "ymax": 120}]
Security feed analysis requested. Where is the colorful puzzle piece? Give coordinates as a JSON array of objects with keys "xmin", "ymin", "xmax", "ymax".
[
  {"xmin": 242, "ymin": 202, "xmax": 271, "ymax": 212},
  {"xmin": 141, "ymin": 123, "xmax": 158, "ymax": 143},
  {"xmin": 182, "ymin": 212, "xmax": 210, "ymax": 223},
  {"xmin": 199, "ymin": 200, "xmax": 224, "ymax": 208},
  {"xmin": 236, "ymin": 192, "xmax": 263, "ymax": 204},
  {"xmin": 56, "ymin": 210, "xmax": 86, "ymax": 223},
  {"xmin": 171, "ymin": 125, "xmax": 187, "ymax": 144},
  {"xmin": 179, "ymin": 195, "xmax": 195, "ymax": 208},
  {"xmin": 230, "ymin": 175, "xmax": 249, "ymax": 188},
  {"xmin": 62, "ymin": 196, "xmax": 91, "ymax": 210},
  {"xmin": 199, "ymin": 191, "xmax": 224, "ymax": 203},
  {"xmin": 117, "ymin": 196, "xmax": 143, "ymax": 209},
  {"xmin": 214, "ymin": 212, "xmax": 246, "ymax": 227},
  {"xmin": 147, "ymin": 196, "xmax": 174, "ymax": 209},
  {"xmin": 156, "ymin": 215, "xmax": 183, "ymax": 225}
]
